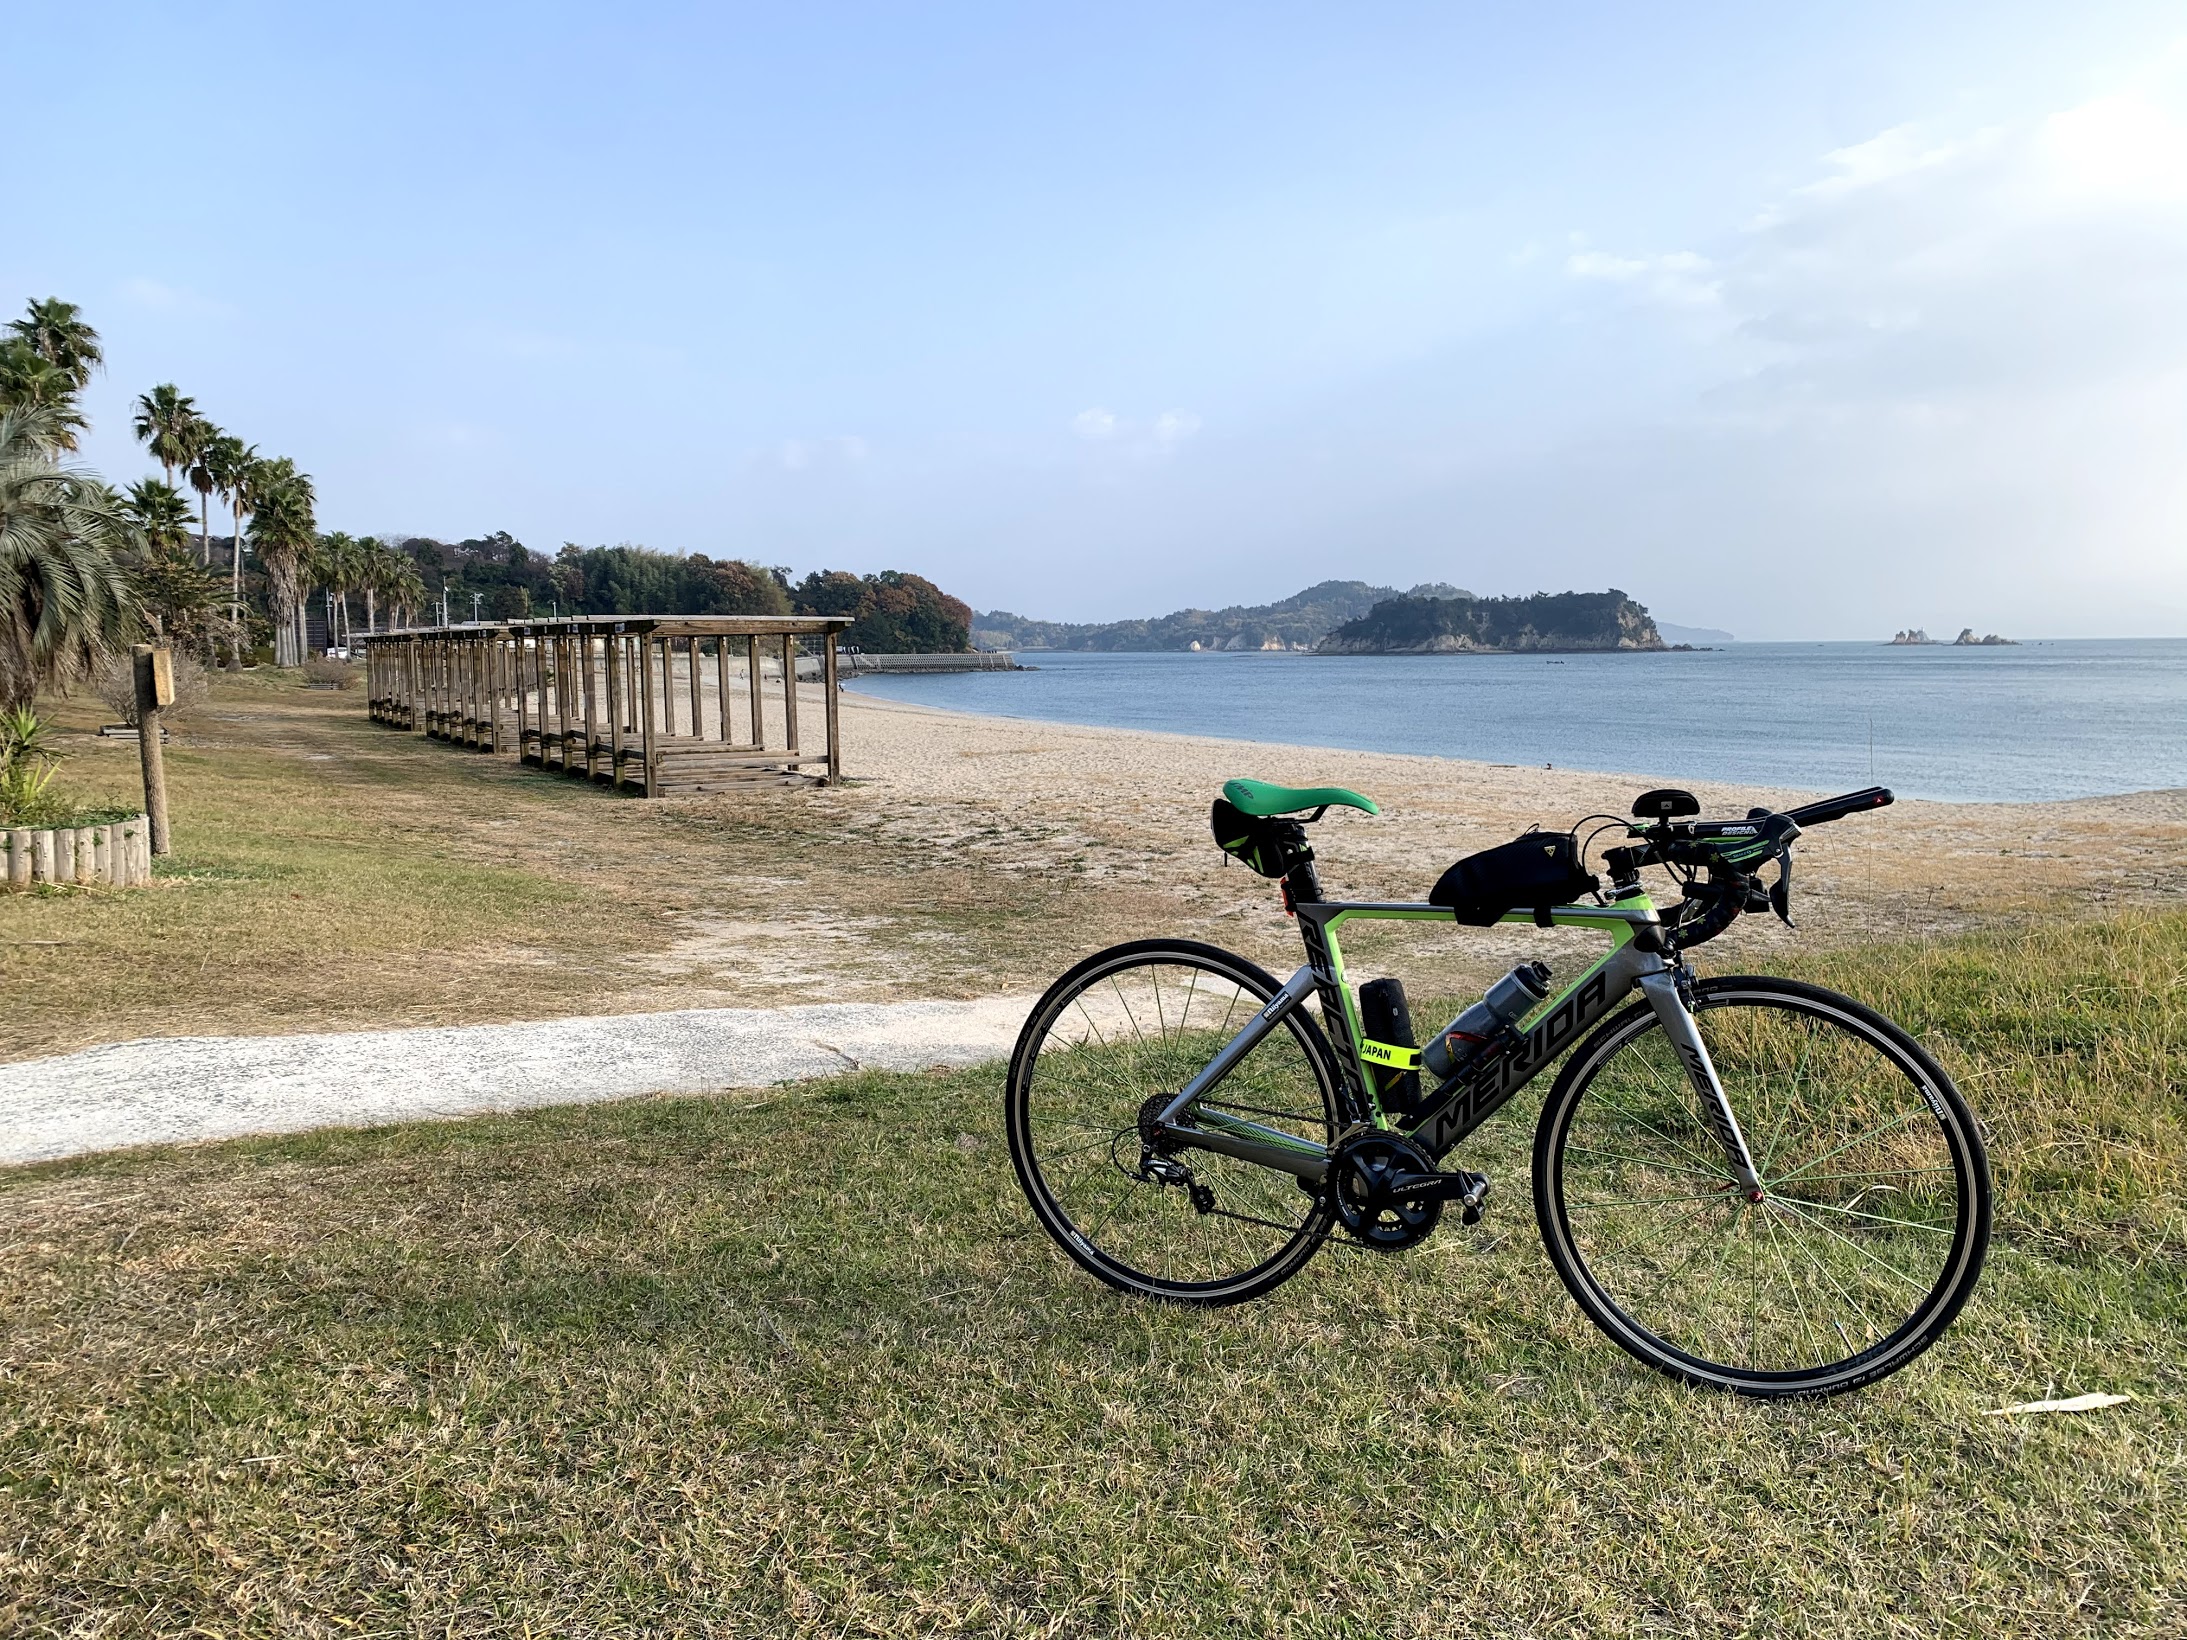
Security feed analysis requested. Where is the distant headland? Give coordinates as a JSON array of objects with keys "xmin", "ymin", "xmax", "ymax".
[
  {"xmin": 1316, "ymin": 589, "xmax": 1668, "ymax": 654},
  {"xmin": 1890, "ymin": 628, "xmax": 2018, "ymax": 646},
  {"xmin": 976, "ymin": 581, "xmax": 1688, "ymax": 655}
]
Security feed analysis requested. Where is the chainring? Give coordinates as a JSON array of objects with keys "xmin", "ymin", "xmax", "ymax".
[{"xmin": 1329, "ymin": 1130, "xmax": 1444, "ymax": 1250}]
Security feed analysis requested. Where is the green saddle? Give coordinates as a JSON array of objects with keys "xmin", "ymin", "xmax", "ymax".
[{"xmin": 1221, "ymin": 778, "xmax": 1379, "ymax": 818}]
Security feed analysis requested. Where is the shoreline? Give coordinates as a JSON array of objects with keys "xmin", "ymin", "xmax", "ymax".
[{"xmin": 838, "ymin": 687, "xmax": 2187, "ymax": 812}]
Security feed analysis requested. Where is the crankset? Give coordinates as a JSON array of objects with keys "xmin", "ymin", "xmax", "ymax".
[{"xmin": 1328, "ymin": 1131, "xmax": 1489, "ymax": 1250}]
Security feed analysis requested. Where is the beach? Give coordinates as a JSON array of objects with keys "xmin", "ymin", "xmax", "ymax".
[{"xmin": 3, "ymin": 680, "xmax": 2182, "ymax": 1070}]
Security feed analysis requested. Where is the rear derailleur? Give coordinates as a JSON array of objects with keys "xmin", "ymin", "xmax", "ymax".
[
  {"xmin": 1136, "ymin": 1151, "xmax": 1216, "ymax": 1215},
  {"xmin": 1328, "ymin": 1129, "xmax": 1489, "ymax": 1251}
]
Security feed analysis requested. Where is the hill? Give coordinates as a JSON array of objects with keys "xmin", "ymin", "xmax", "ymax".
[
  {"xmin": 972, "ymin": 580, "xmax": 1471, "ymax": 652},
  {"xmin": 1317, "ymin": 589, "xmax": 1667, "ymax": 653}
]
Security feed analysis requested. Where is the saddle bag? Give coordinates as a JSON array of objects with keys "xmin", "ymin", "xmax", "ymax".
[
  {"xmin": 1430, "ymin": 830, "xmax": 1596, "ymax": 926},
  {"xmin": 1210, "ymin": 797, "xmax": 1312, "ymax": 879}
]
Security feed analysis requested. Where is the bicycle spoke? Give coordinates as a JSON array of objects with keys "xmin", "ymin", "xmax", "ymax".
[
  {"xmin": 1552, "ymin": 988, "xmax": 1978, "ymax": 1389},
  {"xmin": 1561, "ymin": 1143, "xmax": 1731, "ymax": 1183},
  {"xmin": 1768, "ymin": 1110, "xmax": 1926, "ymax": 1187},
  {"xmin": 1772, "ymin": 1195, "xmax": 1953, "ymax": 1236},
  {"xmin": 1013, "ymin": 953, "xmax": 1333, "ymax": 1298},
  {"xmin": 1766, "ymin": 1197, "xmax": 1933, "ymax": 1295}
]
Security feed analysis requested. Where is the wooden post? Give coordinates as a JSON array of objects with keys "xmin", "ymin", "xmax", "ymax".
[
  {"xmin": 606, "ymin": 633, "xmax": 624, "ymax": 785},
  {"xmin": 715, "ymin": 638, "xmax": 732, "ymax": 741},
  {"xmin": 74, "ymin": 827, "xmax": 96, "ymax": 883},
  {"xmin": 687, "ymin": 636, "xmax": 702, "ymax": 740},
  {"xmin": 746, "ymin": 635, "xmax": 763, "ymax": 748},
  {"xmin": 782, "ymin": 634, "xmax": 800, "ymax": 755},
  {"xmin": 6, "ymin": 829, "xmax": 25, "ymax": 889},
  {"xmin": 658, "ymin": 637, "xmax": 674, "ymax": 739},
  {"xmin": 52, "ymin": 827, "xmax": 75, "ymax": 884},
  {"xmin": 637, "ymin": 634, "xmax": 658, "ymax": 795},
  {"xmin": 92, "ymin": 825, "xmax": 110, "ymax": 885},
  {"xmin": 132, "ymin": 644, "xmax": 172, "ymax": 855},
  {"xmin": 30, "ymin": 829, "xmax": 54, "ymax": 882},
  {"xmin": 823, "ymin": 632, "xmax": 841, "ymax": 784}
]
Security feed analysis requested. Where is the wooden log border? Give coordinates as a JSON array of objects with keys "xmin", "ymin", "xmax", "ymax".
[{"xmin": 1, "ymin": 813, "xmax": 153, "ymax": 890}]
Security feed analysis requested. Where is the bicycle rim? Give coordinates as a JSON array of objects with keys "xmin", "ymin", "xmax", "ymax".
[
  {"xmin": 1536, "ymin": 977, "xmax": 1990, "ymax": 1396},
  {"xmin": 1005, "ymin": 940, "xmax": 1337, "ymax": 1304}
]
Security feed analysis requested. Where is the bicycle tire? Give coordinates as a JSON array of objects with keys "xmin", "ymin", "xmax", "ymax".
[
  {"xmin": 1534, "ymin": 975, "xmax": 1991, "ymax": 1397},
  {"xmin": 1005, "ymin": 938, "xmax": 1340, "ymax": 1305}
]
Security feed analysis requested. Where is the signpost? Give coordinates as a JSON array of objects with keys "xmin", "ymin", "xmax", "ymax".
[{"xmin": 132, "ymin": 644, "xmax": 172, "ymax": 856}]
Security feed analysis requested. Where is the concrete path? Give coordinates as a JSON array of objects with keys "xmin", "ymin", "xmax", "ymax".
[{"xmin": 0, "ymin": 998, "xmax": 1034, "ymax": 1167}]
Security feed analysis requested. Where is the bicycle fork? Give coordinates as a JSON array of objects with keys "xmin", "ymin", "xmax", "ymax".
[{"xmin": 1636, "ymin": 970, "xmax": 1764, "ymax": 1196}]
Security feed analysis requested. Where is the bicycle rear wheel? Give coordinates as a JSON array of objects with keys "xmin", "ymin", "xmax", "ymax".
[
  {"xmin": 1005, "ymin": 939, "xmax": 1338, "ymax": 1304},
  {"xmin": 1534, "ymin": 976, "xmax": 1990, "ymax": 1397}
]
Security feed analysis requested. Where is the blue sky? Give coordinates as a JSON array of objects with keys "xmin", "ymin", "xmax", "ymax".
[{"xmin": 17, "ymin": 3, "xmax": 2187, "ymax": 636}]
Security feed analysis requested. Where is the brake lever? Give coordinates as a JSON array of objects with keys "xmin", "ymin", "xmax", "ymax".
[{"xmin": 1770, "ymin": 848, "xmax": 1795, "ymax": 928}]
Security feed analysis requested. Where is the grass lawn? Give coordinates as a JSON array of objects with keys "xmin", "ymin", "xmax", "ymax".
[
  {"xmin": 0, "ymin": 675, "xmax": 1110, "ymax": 1061},
  {"xmin": 2, "ymin": 910, "xmax": 2181, "ymax": 1636}
]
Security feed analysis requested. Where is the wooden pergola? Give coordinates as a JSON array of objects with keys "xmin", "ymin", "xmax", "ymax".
[{"xmin": 362, "ymin": 615, "xmax": 850, "ymax": 794}]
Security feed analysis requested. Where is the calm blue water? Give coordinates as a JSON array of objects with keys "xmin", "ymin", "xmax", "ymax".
[{"xmin": 845, "ymin": 640, "xmax": 2187, "ymax": 803}]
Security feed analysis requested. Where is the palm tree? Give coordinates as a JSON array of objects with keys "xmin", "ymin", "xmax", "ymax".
[
  {"xmin": 0, "ymin": 405, "xmax": 139, "ymax": 709},
  {"xmin": 0, "ymin": 345, "xmax": 89, "ymax": 449},
  {"xmin": 122, "ymin": 480, "xmax": 194, "ymax": 554},
  {"xmin": 312, "ymin": 531, "xmax": 364, "ymax": 648},
  {"xmin": 202, "ymin": 435, "xmax": 255, "ymax": 667},
  {"xmin": 6, "ymin": 300, "xmax": 104, "ymax": 392},
  {"xmin": 132, "ymin": 384, "xmax": 203, "ymax": 492},
  {"xmin": 247, "ymin": 457, "xmax": 316, "ymax": 666},
  {"xmin": 185, "ymin": 422, "xmax": 224, "ymax": 567},
  {"xmin": 379, "ymin": 548, "xmax": 426, "ymax": 629}
]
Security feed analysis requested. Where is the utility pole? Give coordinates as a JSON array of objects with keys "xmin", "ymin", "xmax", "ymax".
[
  {"xmin": 471, "ymin": 591, "xmax": 483, "ymax": 623},
  {"xmin": 131, "ymin": 644, "xmax": 173, "ymax": 856}
]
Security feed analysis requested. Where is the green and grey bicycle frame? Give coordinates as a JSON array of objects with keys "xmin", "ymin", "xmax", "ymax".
[{"xmin": 1151, "ymin": 887, "xmax": 1765, "ymax": 1191}]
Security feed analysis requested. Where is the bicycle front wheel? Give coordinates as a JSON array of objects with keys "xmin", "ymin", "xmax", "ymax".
[
  {"xmin": 1005, "ymin": 939, "xmax": 1339, "ymax": 1305},
  {"xmin": 1535, "ymin": 976, "xmax": 1990, "ymax": 1397}
]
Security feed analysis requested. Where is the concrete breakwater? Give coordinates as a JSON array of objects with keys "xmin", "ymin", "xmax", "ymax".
[{"xmin": 821, "ymin": 651, "xmax": 1021, "ymax": 676}]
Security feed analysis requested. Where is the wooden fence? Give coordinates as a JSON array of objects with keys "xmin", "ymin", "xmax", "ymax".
[
  {"xmin": 3, "ymin": 814, "xmax": 154, "ymax": 889},
  {"xmin": 360, "ymin": 615, "xmax": 851, "ymax": 795}
]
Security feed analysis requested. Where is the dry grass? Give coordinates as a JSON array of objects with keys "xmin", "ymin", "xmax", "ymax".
[
  {"xmin": 1, "ymin": 911, "xmax": 2182, "ymax": 1636},
  {"xmin": 4, "ymin": 673, "xmax": 2182, "ymax": 1067}
]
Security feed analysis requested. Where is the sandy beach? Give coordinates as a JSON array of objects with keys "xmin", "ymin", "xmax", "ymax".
[
  {"xmin": 805, "ymin": 687, "xmax": 2187, "ymax": 987},
  {"xmin": 5, "ymin": 679, "xmax": 2182, "ymax": 1065}
]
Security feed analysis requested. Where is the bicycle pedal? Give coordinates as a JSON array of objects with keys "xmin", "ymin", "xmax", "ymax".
[{"xmin": 1457, "ymin": 1171, "xmax": 1491, "ymax": 1226}]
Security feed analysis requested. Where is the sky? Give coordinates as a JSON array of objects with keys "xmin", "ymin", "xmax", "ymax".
[{"xmin": 14, "ymin": 2, "xmax": 2187, "ymax": 638}]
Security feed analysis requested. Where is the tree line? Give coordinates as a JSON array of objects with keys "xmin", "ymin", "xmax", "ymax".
[
  {"xmin": 390, "ymin": 534, "xmax": 973, "ymax": 653},
  {"xmin": 0, "ymin": 294, "xmax": 973, "ymax": 709}
]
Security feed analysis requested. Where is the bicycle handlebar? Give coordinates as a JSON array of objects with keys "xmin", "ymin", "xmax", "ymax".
[
  {"xmin": 1610, "ymin": 786, "xmax": 1895, "ymax": 951},
  {"xmin": 1781, "ymin": 786, "xmax": 1894, "ymax": 828}
]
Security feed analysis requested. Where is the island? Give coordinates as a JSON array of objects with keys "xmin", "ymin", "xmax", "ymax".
[
  {"xmin": 1890, "ymin": 627, "xmax": 2016, "ymax": 646},
  {"xmin": 1315, "ymin": 590, "xmax": 1667, "ymax": 654}
]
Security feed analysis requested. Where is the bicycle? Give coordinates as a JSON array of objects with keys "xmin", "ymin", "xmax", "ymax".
[{"xmin": 1004, "ymin": 778, "xmax": 1992, "ymax": 1398}]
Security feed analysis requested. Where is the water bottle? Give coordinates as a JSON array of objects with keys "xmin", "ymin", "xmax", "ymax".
[{"xmin": 1421, "ymin": 961, "xmax": 1554, "ymax": 1080}]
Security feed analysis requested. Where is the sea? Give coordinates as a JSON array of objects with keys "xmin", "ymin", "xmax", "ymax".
[{"xmin": 842, "ymin": 639, "xmax": 2187, "ymax": 804}]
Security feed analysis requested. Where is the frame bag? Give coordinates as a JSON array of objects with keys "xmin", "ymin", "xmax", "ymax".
[{"xmin": 1430, "ymin": 830, "xmax": 1595, "ymax": 926}]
